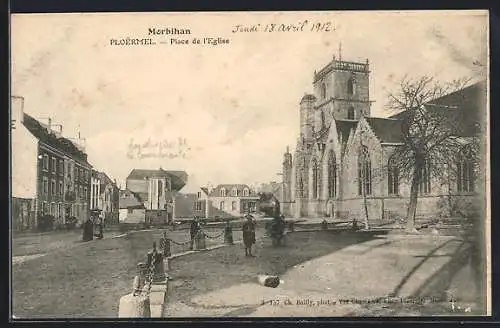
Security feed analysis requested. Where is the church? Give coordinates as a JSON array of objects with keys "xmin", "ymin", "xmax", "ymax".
[{"xmin": 281, "ymin": 55, "xmax": 485, "ymax": 222}]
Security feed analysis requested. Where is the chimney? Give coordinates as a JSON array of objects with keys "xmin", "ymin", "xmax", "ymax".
[
  {"xmin": 11, "ymin": 96, "xmax": 25, "ymax": 129},
  {"xmin": 48, "ymin": 118, "xmax": 52, "ymax": 130}
]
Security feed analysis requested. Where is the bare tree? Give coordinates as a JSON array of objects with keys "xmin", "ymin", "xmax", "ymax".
[{"xmin": 387, "ymin": 75, "xmax": 478, "ymax": 233}]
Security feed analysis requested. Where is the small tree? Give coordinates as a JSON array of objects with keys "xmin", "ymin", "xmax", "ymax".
[{"xmin": 387, "ymin": 76, "xmax": 478, "ymax": 232}]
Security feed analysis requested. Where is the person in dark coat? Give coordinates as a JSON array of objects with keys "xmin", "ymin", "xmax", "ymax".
[
  {"xmin": 82, "ymin": 218, "xmax": 93, "ymax": 242},
  {"xmin": 271, "ymin": 214, "xmax": 285, "ymax": 246},
  {"xmin": 189, "ymin": 217, "xmax": 200, "ymax": 250},
  {"xmin": 242, "ymin": 215, "xmax": 256, "ymax": 256}
]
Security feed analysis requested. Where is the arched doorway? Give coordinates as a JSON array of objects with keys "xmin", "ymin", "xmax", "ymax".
[{"xmin": 326, "ymin": 200, "xmax": 335, "ymax": 218}]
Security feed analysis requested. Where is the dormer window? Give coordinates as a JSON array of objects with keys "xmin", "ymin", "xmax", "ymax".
[
  {"xmin": 220, "ymin": 188, "xmax": 226, "ymax": 197},
  {"xmin": 243, "ymin": 188, "xmax": 250, "ymax": 197},
  {"xmin": 231, "ymin": 188, "xmax": 237, "ymax": 197}
]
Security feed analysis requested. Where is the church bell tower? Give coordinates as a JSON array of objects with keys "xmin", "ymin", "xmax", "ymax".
[{"xmin": 312, "ymin": 48, "xmax": 371, "ymax": 121}]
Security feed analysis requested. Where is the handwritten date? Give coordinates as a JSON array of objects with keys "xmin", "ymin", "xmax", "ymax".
[{"xmin": 232, "ymin": 20, "xmax": 337, "ymax": 33}]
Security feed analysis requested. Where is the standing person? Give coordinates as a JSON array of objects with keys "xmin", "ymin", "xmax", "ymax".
[
  {"xmin": 190, "ymin": 217, "xmax": 199, "ymax": 250},
  {"xmin": 97, "ymin": 213, "xmax": 104, "ymax": 239},
  {"xmin": 242, "ymin": 215, "xmax": 256, "ymax": 257}
]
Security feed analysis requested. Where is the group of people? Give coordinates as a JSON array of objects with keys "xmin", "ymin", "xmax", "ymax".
[
  {"xmin": 243, "ymin": 213, "xmax": 288, "ymax": 255},
  {"xmin": 82, "ymin": 213, "xmax": 104, "ymax": 242}
]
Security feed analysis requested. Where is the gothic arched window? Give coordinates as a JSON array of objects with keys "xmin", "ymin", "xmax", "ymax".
[
  {"xmin": 387, "ymin": 155, "xmax": 400, "ymax": 195},
  {"xmin": 328, "ymin": 150, "xmax": 337, "ymax": 198},
  {"xmin": 158, "ymin": 180, "xmax": 163, "ymax": 197},
  {"xmin": 312, "ymin": 158, "xmax": 319, "ymax": 199},
  {"xmin": 457, "ymin": 147, "xmax": 475, "ymax": 193},
  {"xmin": 347, "ymin": 77, "xmax": 355, "ymax": 96},
  {"xmin": 321, "ymin": 110, "xmax": 326, "ymax": 128},
  {"xmin": 418, "ymin": 159, "xmax": 431, "ymax": 194},
  {"xmin": 297, "ymin": 176, "xmax": 303, "ymax": 198},
  {"xmin": 358, "ymin": 146, "xmax": 372, "ymax": 195},
  {"xmin": 348, "ymin": 106, "xmax": 355, "ymax": 120},
  {"xmin": 321, "ymin": 83, "xmax": 326, "ymax": 99}
]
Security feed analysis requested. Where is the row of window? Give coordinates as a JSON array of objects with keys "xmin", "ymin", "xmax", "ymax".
[
  {"xmin": 320, "ymin": 76, "xmax": 356, "ymax": 100},
  {"xmin": 219, "ymin": 188, "xmax": 250, "ymax": 197},
  {"xmin": 299, "ymin": 147, "xmax": 475, "ymax": 199},
  {"xmin": 42, "ymin": 154, "xmax": 64, "ymax": 176},
  {"xmin": 41, "ymin": 177, "xmax": 89, "ymax": 199},
  {"xmin": 40, "ymin": 202, "xmax": 87, "ymax": 219},
  {"xmin": 41, "ymin": 178, "xmax": 64, "ymax": 197},
  {"xmin": 41, "ymin": 202, "xmax": 64, "ymax": 217},
  {"xmin": 217, "ymin": 201, "xmax": 256, "ymax": 212},
  {"xmin": 41, "ymin": 154, "xmax": 90, "ymax": 183}
]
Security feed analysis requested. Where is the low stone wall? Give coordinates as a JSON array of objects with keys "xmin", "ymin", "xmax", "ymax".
[{"xmin": 117, "ymin": 225, "xmax": 237, "ymax": 318}]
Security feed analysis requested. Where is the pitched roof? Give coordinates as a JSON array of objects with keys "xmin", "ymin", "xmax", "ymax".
[
  {"xmin": 119, "ymin": 190, "xmax": 144, "ymax": 209},
  {"xmin": 389, "ymin": 81, "xmax": 485, "ymax": 138},
  {"xmin": 335, "ymin": 120, "xmax": 357, "ymax": 144},
  {"xmin": 209, "ymin": 184, "xmax": 258, "ymax": 197},
  {"xmin": 365, "ymin": 117, "xmax": 405, "ymax": 143},
  {"xmin": 22, "ymin": 113, "xmax": 90, "ymax": 165},
  {"xmin": 259, "ymin": 192, "xmax": 279, "ymax": 203},
  {"xmin": 126, "ymin": 169, "xmax": 188, "ymax": 191},
  {"xmin": 98, "ymin": 172, "xmax": 115, "ymax": 188},
  {"xmin": 200, "ymin": 187, "xmax": 209, "ymax": 195}
]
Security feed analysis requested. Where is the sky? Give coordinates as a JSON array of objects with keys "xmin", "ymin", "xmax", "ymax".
[{"xmin": 11, "ymin": 11, "xmax": 488, "ymax": 193}]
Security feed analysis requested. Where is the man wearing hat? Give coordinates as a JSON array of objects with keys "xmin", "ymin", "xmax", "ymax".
[
  {"xmin": 133, "ymin": 262, "xmax": 149, "ymax": 296},
  {"xmin": 242, "ymin": 214, "xmax": 256, "ymax": 257},
  {"xmin": 190, "ymin": 217, "xmax": 200, "ymax": 250}
]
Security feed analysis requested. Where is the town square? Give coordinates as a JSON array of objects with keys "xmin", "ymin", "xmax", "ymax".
[{"xmin": 10, "ymin": 11, "xmax": 489, "ymax": 318}]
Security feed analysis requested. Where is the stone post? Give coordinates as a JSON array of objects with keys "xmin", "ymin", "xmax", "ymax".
[
  {"xmin": 224, "ymin": 222, "xmax": 234, "ymax": 245},
  {"xmin": 118, "ymin": 262, "xmax": 151, "ymax": 318},
  {"xmin": 195, "ymin": 229, "xmax": 206, "ymax": 250}
]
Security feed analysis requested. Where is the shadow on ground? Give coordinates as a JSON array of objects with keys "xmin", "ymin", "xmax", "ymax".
[
  {"xmin": 344, "ymin": 238, "xmax": 485, "ymax": 316},
  {"xmin": 167, "ymin": 230, "xmax": 386, "ymax": 306},
  {"xmin": 12, "ymin": 230, "xmax": 183, "ymax": 318}
]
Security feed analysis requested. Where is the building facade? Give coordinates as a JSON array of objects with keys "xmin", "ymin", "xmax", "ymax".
[
  {"xmin": 195, "ymin": 184, "xmax": 260, "ymax": 219},
  {"xmin": 11, "ymin": 96, "xmax": 92, "ymax": 230},
  {"xmin": 125, "ymin": 168, "xmax": 188, "ymax": 224},
  {"xmin": 99, "ymin": 172, "xmax": 119, "ymax": 223},
  {"xmin": 283, "ymin": 56, "xmax": 485, "ymax": 221},
  {"xmin": 90, "ymin": 170, "xmax": 101, "ymax": 211},
  {"xmin": 118, "ymin": 189, "xmax": 146, "ymax": 224}
]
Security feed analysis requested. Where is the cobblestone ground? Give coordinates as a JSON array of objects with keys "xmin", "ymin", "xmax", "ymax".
[
  {"xmin": 165, "ymin": 230, "xmax": 380, "ymax": 316},
  {"xmin": 12, "ymin": 226, "xmax": 242, "ymax": 318},
  {"xmin": 165, "ymin": 231, "xmax": 484, "ymax": 317}
]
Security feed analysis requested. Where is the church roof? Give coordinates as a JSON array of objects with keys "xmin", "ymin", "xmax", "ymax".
[
  {"xmin": 365, "ymin": 117, "xmax": 405, "ymax": 143},
  {"xmin": 335, "ymin": 120, "xmax": 357, "ymax": 143},
  {"xmin": 389, "ymin": 80, "xmax": 484, "ymax": 138}
]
